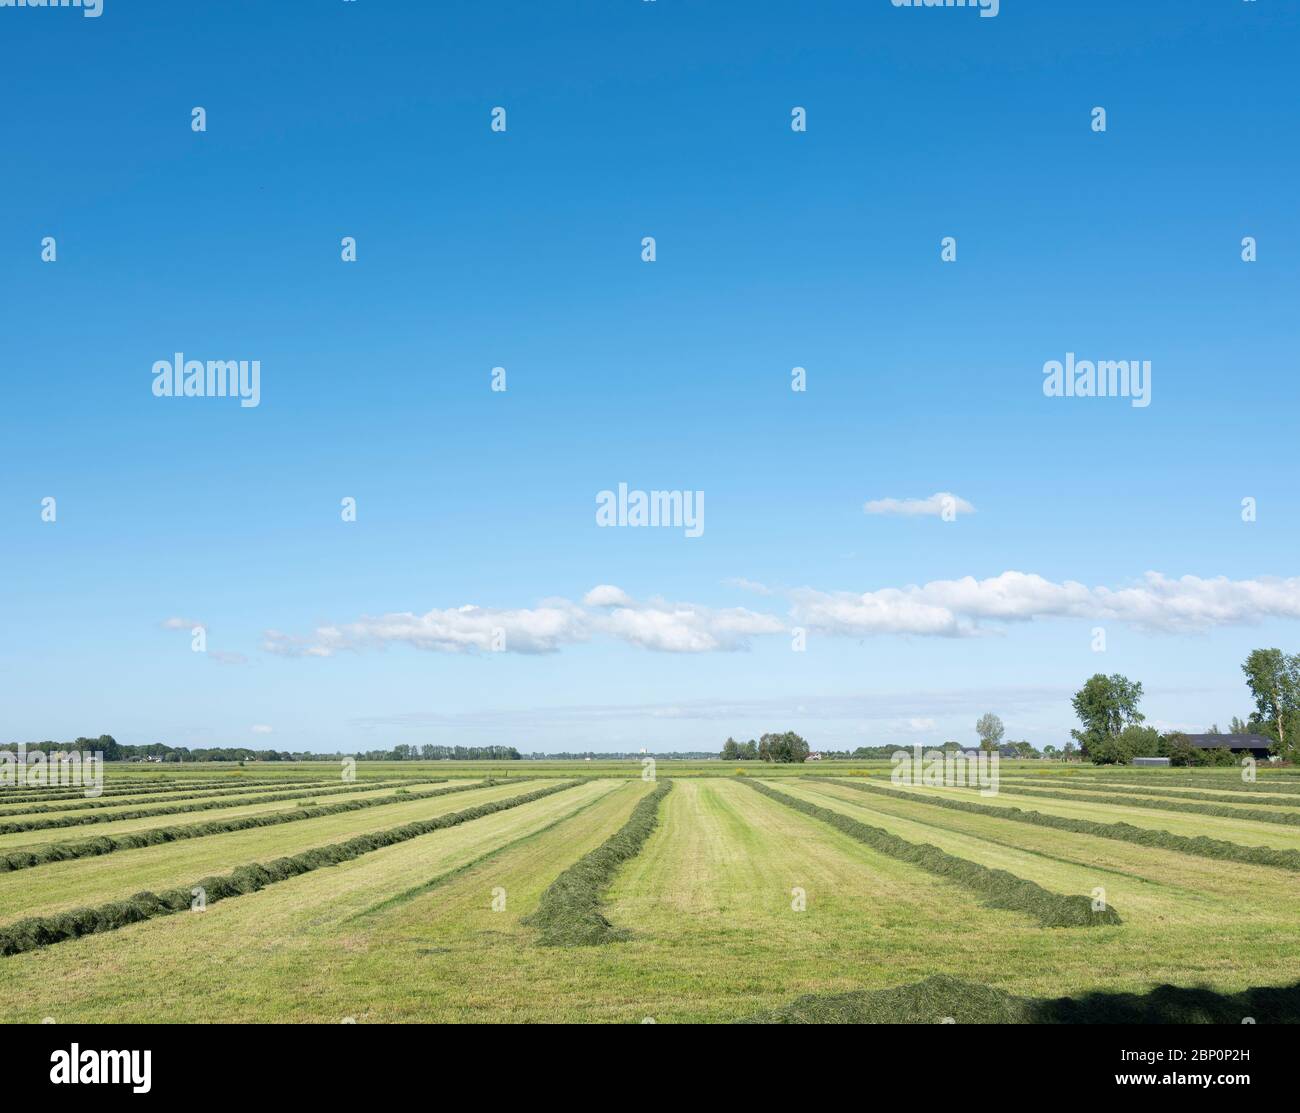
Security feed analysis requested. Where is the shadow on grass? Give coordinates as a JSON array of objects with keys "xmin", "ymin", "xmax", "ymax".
[{"xmin": 742, "ymin": 974, "xmax": 1300, "ymax": 1024}]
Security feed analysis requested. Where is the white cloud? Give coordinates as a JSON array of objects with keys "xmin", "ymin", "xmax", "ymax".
[
  {"xmin": 265, "ymin": 587, "xmax": 784, "ymax": 658},
  {"xmin": 583, "ymin": 585, "xmax": 634, "ymax": 607},
  {"xmin": 864, "ymin": 492, "xmax": 975, "ymax": 518},
  {"xmin": 160, "ymin": 616, "xmax": 202, "ymax": 630},
  {"xmin": 250, "ymin": 724, "xmax": 273, "ymax": 735},
  {"xmin": 262, "ymin": 572, "xmax": 1300, "ymax": 660},
  {"xmin": 591, "ymin": 596, "xmax": 785, "ymax": 653},
  {"xmin": 264, "ymin": 601, "xmax": 588, "ymax": 658},
  {"xmin": 792, "ymin": 571, "xmax": 1300, "ymax": 637}
]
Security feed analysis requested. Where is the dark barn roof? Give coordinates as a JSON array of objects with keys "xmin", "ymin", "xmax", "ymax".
[{"xmin": 1183, "ymin": 734, "xmax": 1273, "ymax": 752}]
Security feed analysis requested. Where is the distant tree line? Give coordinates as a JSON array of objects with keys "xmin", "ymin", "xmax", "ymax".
[
  {"xmin": 7, "ymin": 737, "xmax": 524, "ymax": 763},
  {"xmin": 9, "ymin": 738, "xmax": 327, "ymax": 763}
]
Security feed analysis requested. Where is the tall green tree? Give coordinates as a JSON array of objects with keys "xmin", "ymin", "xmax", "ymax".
[
  {"xmin": 1070, "ymin": 674, "xmax": 1144, "ymax": 759},
  {"xmin": 757, "ymin": 731, "xmax": 810, "ymax": 763},
  {"xmin": 975, "ymin": 713, "xmax": 1005, "ymax": 752},
  {"xmin": 1241, "ymin": 648, "xmax": 1300, "ymax": 755}
]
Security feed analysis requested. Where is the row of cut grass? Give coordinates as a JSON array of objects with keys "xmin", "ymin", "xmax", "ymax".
[
  {"xmin": 994, "ymin": 777, "xmax": 1300, "ymax": 805},
  {"xmin": 0, "ymin": 775, "xmax": 341, "ymax": 806},
  {"xmin": 0, "ymin": 781, "xmax": 528, "ymax": 923},
  {"xmin": 0, "ymin": 780, "xmax": 633, "ymax": 1022},
  {"xmin": 975, "ymin": 782, "xmax": 1300, "ymax": 826},
  {"xmin": 742, "ymin": 780, "xmax": 1121, "ymax": 928},
  {"xmin": 796, "ymin": 779, "xmax": 1299, "ymax": 919},
  {"xmin": 0, "ymin": 781, "xmax": 454, "ymax": 854},
  {"xmin": 0, "ymin": 776, "xmax": 421, "ymax": 817},
  {"xmin": 0, "ymin": 778, "xmax": 420, "ymax": 833},
  {"xmin": 998, "ymin": 773, "xmax": 1300, "ymax": 795},
  {"xmin": 352, "ymin": 780, "xmax": 634, "ymax": 921},
  {"xmin": 0, "ymin": 779, "xmax": 501, "ymax": 873},
  {"xmin": 811, "ymin": 778, "xmax": 1300, "ymax": 872},
  {"xmin": 525, "ymin": 779, "xmax": 673, "ymax": 945},
  {"xmin": 0, "ymin": 780, "xmax": 584, "ymax": 956}
]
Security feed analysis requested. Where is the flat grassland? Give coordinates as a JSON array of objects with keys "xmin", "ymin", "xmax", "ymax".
[{"xmin": 1, "ymin": 760, "xmax": 1297, "ymax": 1023}]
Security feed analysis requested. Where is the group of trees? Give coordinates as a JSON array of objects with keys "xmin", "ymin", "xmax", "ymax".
[
  {"xmin": 1067, "ymin": 674, "xmax": 1217, "ymax": 765},
  {"xmin": 1069, "ymin": 674, "xmax": 1149, "ymax": 763},
  {"xmin": 720, "ymin": 732, "xmax": 811, "ymax": 763},
  {"xmin": 1066, "ymin": 648, "xmax": 1300, "ymax": 765}
]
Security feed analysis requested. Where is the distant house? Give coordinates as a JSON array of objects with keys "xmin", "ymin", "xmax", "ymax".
[
  {"xmin": 1183, "ymin": 734, "xmax": 1274, "ymax": 759},
  {"xmin": 805, "ymin": 752, "xmax": 823, "ymax": 762}
]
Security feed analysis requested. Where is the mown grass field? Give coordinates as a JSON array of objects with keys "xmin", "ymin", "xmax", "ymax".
[{"xmin": 2, "ymin": 761, "xmax": 1298, "ymax": 1023}]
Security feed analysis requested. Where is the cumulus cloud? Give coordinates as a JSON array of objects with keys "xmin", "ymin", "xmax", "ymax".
[
  {"xmin": 583, "ymin": 585, "xmax": 634, "ymax": 607},
  {"xmin": 262, "ymin": 572, "xmax": 1300, "ymax": 659},
  {"xmin": 792, "ymin": 571, "xmax": 1300, "ymax": 637},
  {"xmin": 263, "ymin": 601, "xmax": 588, "ymax": 658},
  {"xmin": 863, "ymin": 492, "xmax": 975, "ymax": 518},
  {"xmin": 265, "ymin": 588, "xmax": 785, "ymax": 658},
  {"xmin": 590, "ymin": 596, "xmax": 785, "ymax": 652}
]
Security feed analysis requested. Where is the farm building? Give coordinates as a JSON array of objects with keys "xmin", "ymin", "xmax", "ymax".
[
  {"xmin": 1132, "ymin": 756, "xmax": 1170, "ymax": 767},
  {"xmin": 1183, "ymin": 734, "xmax": 1275, "ymax": 759}
]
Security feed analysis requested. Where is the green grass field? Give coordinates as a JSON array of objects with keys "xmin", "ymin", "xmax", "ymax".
[{"xmin": 2, "ymin": 760, "xmax": 1298, "ymax": 1023}]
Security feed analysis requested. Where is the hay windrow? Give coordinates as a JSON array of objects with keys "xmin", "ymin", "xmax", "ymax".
[
  {"xmin": 0, "ymin": 779, "xmax": 500, "ymax": 874},
  {"xmin": 972, "ymin": 782, "xmax": 1300, "ymax": 826},
  {"xmin": 0, "ymin": 777, "xmax": 440, "ymax": 817},
  {"xmin": 0, "ymin": 780, "xmax": 583, "ymax": 957},
  {"xmin": 741, "ymin": 780, "xmax": 1120, "ymax": 928},
  {"xmin": 998, "ymin": 774, "xmax": 1300, "ymax": 795},
  {"xmin": 742, "ymin": 972, "xmax": 1300, "ymax": 1024},
  {"xmin": 0, "ymin": 778, "xmax": 431, "ymax": 834},
  {"xmin": 0, "ymin": 776, "xmax": 345, "ymax": 806},
  {"xmin": 994, "ymin": 778, "xmax": 1300, "ymax": 807},
  {"xmin": 812, "ymin": 778, "xmax": 1300, "ymax": 873},
  {"xmin": 525, "ymin": 779, "xmax": 673, "ymax": 946}
]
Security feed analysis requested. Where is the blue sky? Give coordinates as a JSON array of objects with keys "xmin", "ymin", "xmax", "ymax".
[{"xmin": 2, "ymin": 0, "xmax": 1298, "ymax": 754}]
